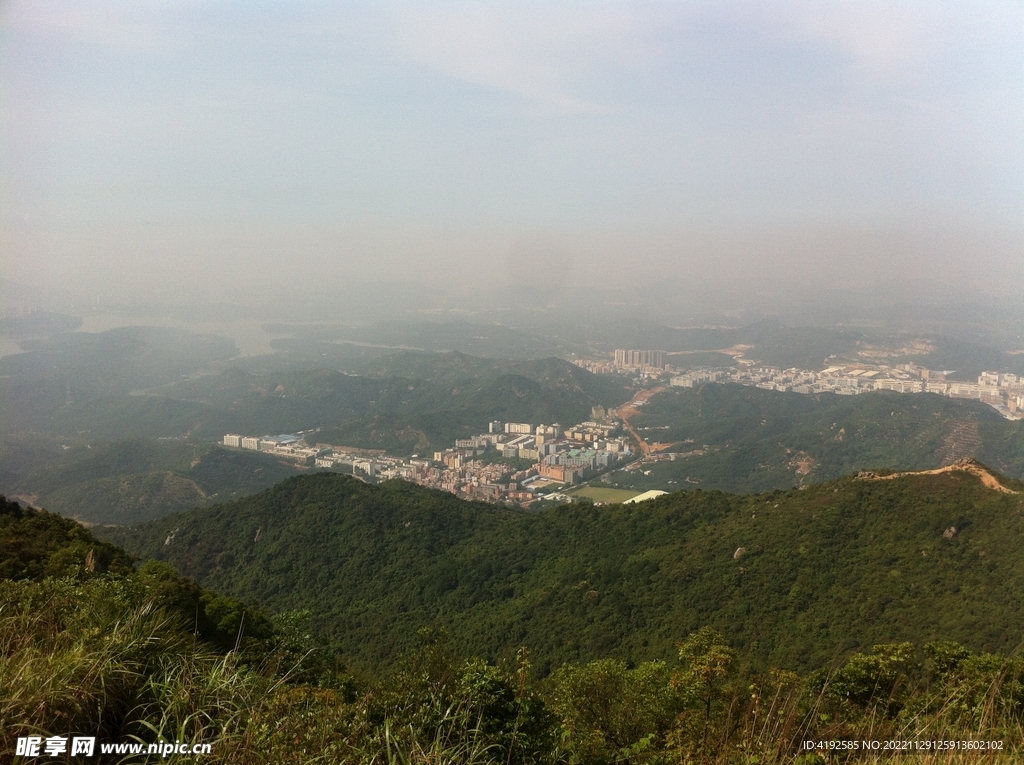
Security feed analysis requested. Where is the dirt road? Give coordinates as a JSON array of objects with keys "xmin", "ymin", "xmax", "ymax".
[
  {"xmin": 615, "ymin": 387, "xmax": 668, "ymax": 456},
  {"xmin": 857, "ymin": 458, "xmax": 1019, "ymax": 494}
]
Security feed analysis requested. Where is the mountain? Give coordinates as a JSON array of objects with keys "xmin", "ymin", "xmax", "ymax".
[
  {"xmin": 103, "ymin": 462, "xmax": 1024, "ymax": 675},
  {"xmin": 1, "ymin": 346, "xmax": 629, "ymax": 450},
  {"xmin": 159, "ymin": 354, "xmax": 629, "ymax": 452},
  {"xmin": 21, "ymin": 489, "xmax": 1024, "ymax": 764},
  {"xmin": 3, "ymin": 440, "xmax": 302, "ymax": 525},
  {"xmin": 0, "ymin": 326, "xmax": 242, "ymax": 439},
  {"xmin": 609, "ymin": 384, "xmax": 1024, "ymax": 495},
  {"xmin": 262, "ymin": 318, "xmax": 578, "ymax": 360}
]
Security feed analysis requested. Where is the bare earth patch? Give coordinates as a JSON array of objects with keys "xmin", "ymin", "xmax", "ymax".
[{"xmin": 792, "ymin": 453, "xmax": 817, "ymax": 476}]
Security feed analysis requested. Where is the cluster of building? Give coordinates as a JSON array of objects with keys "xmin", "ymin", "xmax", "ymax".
[
  {"xmin": 222, "ymin": 433, "xmax": 327, "ymax": 464},
  {"xmin": 221, "ymin": 408, "xmax": 636, "ymax": 505},
  {"xmin": 572, "ymin": 349, "xmax": 667, "ymax": 375},
  {"xmin": 397, "ymin": 417, "xmax": 634, "ymax": 502},
  {"xmin": 669, "ymin": 364, "xmax": 1024, "ymax": 419},
  {"xmin": 223, "ymin": 432, "xmax": 390, "ymax": 476},
  {"xmin": 614, "ymin": 349, "xmax": 666, "ymax": 370}
]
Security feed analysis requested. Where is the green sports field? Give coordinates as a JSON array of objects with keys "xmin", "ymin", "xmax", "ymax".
[{"xmin": 566, "ymin": 486, "xmax": 640, "ymax": 504}]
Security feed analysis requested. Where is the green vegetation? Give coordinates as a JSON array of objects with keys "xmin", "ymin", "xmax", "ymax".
[
  {"xmin": 9, "ymin": 316, "xmax": 1024, "ymax": 760},
  {"xmin": 0, "ymin": 439, "xmax": 302, "ymax": 525},
  {"xmin": 612, "ymin": 384, "xmax": 1024, "ymax": 494},
  {"xmin": 0, "ymin": 326, "xmax": 239, "ymax": 439},
  {"xmin": 9, "ymin": 488, "xmax": 1024, "ymax": 763},
  {"xmin": 105, "ymin": 466, "xmax": 1024, "ymax": 678},
  {"xmin": 0, "ymin": 344, "xmax": 628, "ymax": 451},
  {"xmin": 0, "ymin": 326, "xmax": 236, "ymax": 400},
  {"xmin": 158, "ymin": 355, "xmax": 628, "ymax": 453},
  {"xmin": 0, "ymin": 344, "xmax": 629, "ymax": 527},
  {"xmin": 565, "ymin": 486, "xmax": 639, "ymax": 504},
  {"xmin": 0, "ymin": 495, "xmax": 358, "ymax": 763},
  {"xmin": 0, "ymin": 495, "xmax": 133, "ymax": 580}
]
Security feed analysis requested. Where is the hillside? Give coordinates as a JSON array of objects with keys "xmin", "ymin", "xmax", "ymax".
[
  {"xmin": 0, "ymin": 347, "xmax": 630, "ymax": 528},
  {"xmin": 159, "ymin": 354, "xmax": 629, "ymax": 452},
  {"xmin": 17, "ymin": 491, "xmax": 1024, "ymax": 763},
  {"xmin": 1, "ymin": 348, "xmax": 629, "ymax": 451},
  {"xmin": 0, "ymin": 327, "xmax": 239, "ymax": 436},
  {"xmin": 609, "ymin": 384, "xmax": 1024, "ymax": 494},
  {"xmin": 2, "ymin": 440, "xmax": 302, "ymax": 525},
  {"xmin": 569, "ymin": 318, "xmax": 1024, "ymax": 377},
  {"xmin": 105, "ymin": 464, "xmax": 1024, "ymax": 675},
  {"xmin": 263, "ymin": 318, "xmax": 577, "ymax": 360}
]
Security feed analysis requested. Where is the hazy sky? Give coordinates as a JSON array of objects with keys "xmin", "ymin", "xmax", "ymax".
[{"xmin": 2, "ymin": 1, "xmax": 1022, "ymax": 304}]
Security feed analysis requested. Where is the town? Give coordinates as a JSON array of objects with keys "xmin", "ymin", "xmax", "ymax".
[
  {"xmin": 573, "ymin": 348, "xmax": 1024, "ymax": 420},
  {"xmin": 223, "ymin": 408, "xmax": 636, "ymax": 506},
  {"xmin": 669, "ymin": 364, "xmax": 1024, "ymax": 419},
  {"xmin": 221, "ymin": 354, "xmax": 1024, "ymax": 506}
]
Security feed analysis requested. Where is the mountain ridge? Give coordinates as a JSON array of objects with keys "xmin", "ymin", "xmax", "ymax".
[
  {"xmin": 101, "ymin": 462, "xmax": 1024, "ymax": 675},
  {"xmin": 856, "ymin": 457, "xmax": 1021, "ymax": 494}
]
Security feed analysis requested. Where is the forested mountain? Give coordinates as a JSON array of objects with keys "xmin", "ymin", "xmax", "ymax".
[
  {"xmin": 0, "ymin": 341, "xmax": 628, "ymax": 451},
  {"xmin": 613, "ymin": 384, "xmax": 1024, "ymax": 494},
  {"xmin": 104, "ymin": 463, "xmax": 1024, "ymax": 676},
  {"xmin": 14, "ymin": 484, "xmax": 1024, "ymax": 763},
  {"xmin": 157, "ymin": 354, "xmax": 628, "ymax": 452},
  {"xmin": 24, "ymin": 442, "xmax": 302, "ymax": 525}
]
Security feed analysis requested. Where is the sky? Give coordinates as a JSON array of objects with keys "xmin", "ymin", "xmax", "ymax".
[{"xmin": 1, "ymin": 0, "xmax": 1022, "ymax": 307}]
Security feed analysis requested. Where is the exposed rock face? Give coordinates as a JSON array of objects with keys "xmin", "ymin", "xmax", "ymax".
[
  {"xmin": 943, "ymin": 526, "xmax": 959, "ymax": 540},
  {"xmin": 734, "ymin": 547, "xmax": 747, "ymax": 559}
]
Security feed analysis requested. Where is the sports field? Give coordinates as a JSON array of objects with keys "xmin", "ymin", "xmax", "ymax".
[{"xmin": 566, "ymin": 486, "xmax": 640, "ymax": 504}]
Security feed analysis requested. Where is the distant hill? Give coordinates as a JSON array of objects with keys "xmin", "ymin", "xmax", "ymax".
[
  {"xmin": 4, "ymin": 440, "xmax": 302, "ymax": 525},
  {"xmin": 104, "ymin": 464, "xmax": 1024, "ymax": 675},
  {"xmin": 609, "ymin": 384, "xmax": 1024, "ymax": 495},
  {"xmin": 0, "ymin": 326, "xmax": 238, "ymax": 394},
  {"xmin": 0, "ymin": 327, "xmax": 239, "ymax": 437},
  {"xmin": 565, "ymin": 317, "xmax": 1024, "ymax": 376},
  {"xmin": 263, "ymin": 319, "xmax": 577, "ymax": 360},
  {"xmin": 0, "ymin": 349, "xmax": 629, "ymax": 449},
  {"xmin": 160, "ymin": 353, "xmax": 630, "ymax": 452}
]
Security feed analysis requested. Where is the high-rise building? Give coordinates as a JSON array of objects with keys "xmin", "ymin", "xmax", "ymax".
[{"xmin": 613, "ymin": 349, "xmax": 666, "ymax": 369}]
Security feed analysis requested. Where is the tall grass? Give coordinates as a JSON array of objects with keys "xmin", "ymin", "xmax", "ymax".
[{"xmin": 4, "ymin": 580, "xmax": 1023, "ymax": 764}]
